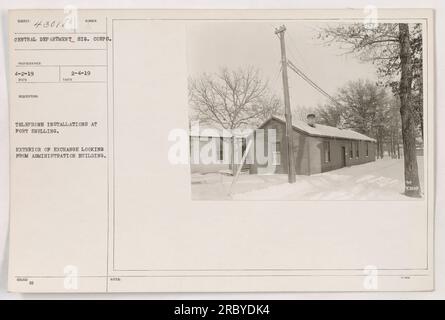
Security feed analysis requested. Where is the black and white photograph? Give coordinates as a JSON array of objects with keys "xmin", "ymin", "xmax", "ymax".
[
  {"xmin": 3, "ymin": 7, "xmax": 437, "ymax": 296},
  {"xmin": 187, "ymin": 21, "xmax": 426, "ymax": 201}
]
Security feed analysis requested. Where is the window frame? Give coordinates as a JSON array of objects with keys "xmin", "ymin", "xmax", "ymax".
[
  {"xmin": 241, "ymin": 138, "xmax": 247, "ymax": 156},
  {"xmin": 272, "ymin": 141, "xmax": 281, "ymax": 165},
  {"xmin": 217, "ymin": 137, "xmax": 224, "ymax": 161},
  {"xmin": 349, "ymin": 141, "xmax": 353, "ymax": 159},
  {"xmin": 323, "ymin": 141, "xmax": 331, "ymax": 163},
  {"xmin": 355, "ymin": 141, "xmax": 360, "ymax": 158}
]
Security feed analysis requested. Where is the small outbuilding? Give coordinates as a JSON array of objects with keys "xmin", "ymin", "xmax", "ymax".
[
  {"xmin": 189, "ymin": 126, "xmax": 250, "ymax": 174},
  {"xmin": 250, "ymin": 115, "xmax": 377, "ymax": 175}
]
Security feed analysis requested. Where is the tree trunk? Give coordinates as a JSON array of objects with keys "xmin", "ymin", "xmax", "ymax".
[
  {"xmin": 230, "ymin": 136, "xmax": 236, "ymax": 176},
  {"xmin": 378, "ymin": 132, "xmax": 384, "ymax": 159},
  {"xmin": 398, "ymin": 23, "xmax": 421, "ymax": 197},
  {"xmin": 377, "ymin": 138, "xmax": 382, "ymax": 159},
  {"xmin": 376, "ymin": 138, "xmax": 380, "ymax": 159},
  {"xmin": 391, "ymin": 131, "xmax": 396, "ymax": 159},
  {"xmin": 380, "ymin": 141, "xmax": 384, "ymax": 158}
]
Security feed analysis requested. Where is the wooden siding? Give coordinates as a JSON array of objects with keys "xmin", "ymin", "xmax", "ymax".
[
  {"xmin": 250, "ymin": 118, "xmax": 376, "ymax": 175},
  {"xmin": 190, "ymin": 136, "xmax": 231, "ymax": 173},
  {"xmin": 189, "ymin": 136, "xmax": 252, "ymax": 174},
  {"xmin": 318, "ymin": 138, "xmax": 376, "ymax": 173}
]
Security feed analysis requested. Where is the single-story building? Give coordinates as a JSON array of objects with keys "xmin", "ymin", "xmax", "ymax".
[
  {"xmin": 189, "ymin": 114, "xmax": 377, "ymax": 176},
  {"xmin": 189, "ymin": 125, "xmax": 251, "ymax": 174},
  {"xmin": 250, "ymin": 114, "xmax": 377, "ymax": 175}
]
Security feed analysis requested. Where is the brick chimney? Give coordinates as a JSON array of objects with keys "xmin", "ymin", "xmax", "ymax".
[{"xmin": 307, "ymin": 113, "xmax": 316, "ymax": 127}]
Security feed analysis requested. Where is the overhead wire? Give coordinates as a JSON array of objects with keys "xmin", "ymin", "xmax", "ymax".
[{"xmin": 287, "ymin": 59, "xmax": 343, "ymax": 108}]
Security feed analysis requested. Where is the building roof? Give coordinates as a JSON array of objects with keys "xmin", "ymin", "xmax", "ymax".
[
  {"xmin": 261, "ymin": 116, "xmax": 376, "ymax": 142},
  {"xmin": 190, "ymin": 125, "xmax": 252, "ymax": 138}
]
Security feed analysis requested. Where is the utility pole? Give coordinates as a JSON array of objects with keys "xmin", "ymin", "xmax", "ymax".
[{"xmin": 275, "ymin": 25, "xmax": 296, "ymax": 183}]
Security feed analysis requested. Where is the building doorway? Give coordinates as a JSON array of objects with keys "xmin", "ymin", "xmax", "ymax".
[{"xmin": 341, "ymin": 146, "xmax": 347, "ymax": 167}]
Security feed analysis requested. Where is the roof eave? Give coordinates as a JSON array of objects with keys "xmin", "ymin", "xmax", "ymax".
[{"xmin": 258, "ymin": 115, "xmax": 376, "ymax": 142}]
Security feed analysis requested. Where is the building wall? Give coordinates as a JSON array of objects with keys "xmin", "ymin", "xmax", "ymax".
[
  {"xmin": 250, "ymin": 118, "xmax": 313, "ymax": 175},
  {"xmin": 307, "ymin": 136, "xmax": 322, "ymax": 174},
  {"xmin": 189, "ymin": 136, "xmax": 251, "ymax": 174},
  {"xmin": 250, "ymin": 119, "xmax": 377, "ymax": 175},
  {"xmin": 190, "ymin": 136, "xmax": 231, "ymax": 173},
  {"xmin": 318, "ymin": 138, "xmax": 376, "ymax": 173}
]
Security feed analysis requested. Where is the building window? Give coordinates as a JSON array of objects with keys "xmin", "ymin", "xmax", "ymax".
[
  {"xmin": 349, "ymin": 141, "xmax": 353, "ymax": 159},
  {"xmin": 355, "ymin": 141, "xmax": 359, "ymax": 158},
  {"xmin": 218, "ymin": 137, "xmax": 224, "ymax": 161},
  {"xmin": 366, "ymin": 142, "xmax": 369, "ymax": 157},
  {"xmin": 323, "ymin": 141, "xmax": 331, "ymax": 163},
  {"xmin": 241, "ymin": 138, "xmax": 247, "ymax": 156},
  {"xmin": 272, "ymin": 142, "xmax": 281, "ymax": 165}
]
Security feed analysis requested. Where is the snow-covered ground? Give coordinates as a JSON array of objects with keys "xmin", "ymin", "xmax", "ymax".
[{"xmin": 191, "ymin": 156, "xmax": 424, "ymax": 200}]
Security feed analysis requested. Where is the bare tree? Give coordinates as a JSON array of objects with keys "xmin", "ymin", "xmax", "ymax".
[
  {"xmin": 292, "ymin": 105, "xmax": 317, "ymax": 122},
  {"xmin": 189, "ymin": 67, "xmax": 282, "ymax": 174},
  {"xmin": 399, "ymin": 23, "xmax": 421, "ymax": 196},
  {"xmin": 189, "ymin": 67, "xmax": 282, "ymax": 129},
  {"xmin": 315, "ymin": 103, "xmax": 344, "ymax": 128},
  {"xmin": 386, "ymin": 97, "xmax": 403, "ymax": 159},
  {"xmin": 338, "ymin": 79, "xmax": 389, "ymax": 158},
  {"xmin": 317, "ymin": 23, "xmax": 422, "ymax": 197},
  {"xmin": 315, "ymin": 79, "xmax": 391, "ymax": 158}
]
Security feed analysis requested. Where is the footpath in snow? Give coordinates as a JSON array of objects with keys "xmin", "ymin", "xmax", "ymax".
[{"xmin": 191, "ymin": 157, "xmax": 424, "ymax": 200}]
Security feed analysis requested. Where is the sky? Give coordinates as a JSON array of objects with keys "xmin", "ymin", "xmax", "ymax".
[{"xmin": 186, "ymin": 21, "xmax": 379, "ymax": 111}]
